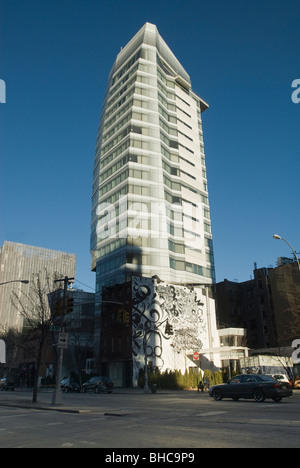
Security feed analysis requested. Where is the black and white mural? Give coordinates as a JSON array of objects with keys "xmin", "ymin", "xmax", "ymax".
[{"xmin": 131, "ymin": 276, "xmax": 220, "ymax": 386}]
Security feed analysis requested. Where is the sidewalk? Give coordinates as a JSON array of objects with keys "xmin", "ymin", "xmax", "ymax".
[
  {"xmin": 0, "ymin": 387, "xmax": 191, "ymax": 414},
  {"xmin": 0, "ymin": 390, "xmax": 82, "ymax": 413}
]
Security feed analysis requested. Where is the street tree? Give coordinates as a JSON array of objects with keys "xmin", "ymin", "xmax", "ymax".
[{"xmin": 11, "ymin": 271, "xmax": 62, "ymax": 403}]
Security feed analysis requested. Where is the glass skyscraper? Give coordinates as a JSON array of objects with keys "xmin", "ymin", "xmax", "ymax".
[{"xmin": 91, "ymin": 22, "xmax": 215, "ymax": 305}]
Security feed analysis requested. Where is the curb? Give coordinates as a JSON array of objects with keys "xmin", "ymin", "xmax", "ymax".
[{"xmin": 0, "ymin": 401, "xmax": 91, "ymax": 414}]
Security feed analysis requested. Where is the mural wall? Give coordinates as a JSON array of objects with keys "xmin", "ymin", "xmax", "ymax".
[{"xmin": 131, "ymin": 276, "xmax": 220, "ymax": 386}]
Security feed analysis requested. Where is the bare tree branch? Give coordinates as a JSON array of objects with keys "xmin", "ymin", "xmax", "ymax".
[{"xmin": 10, "ymin": 270, "xmax": 62, "ymax": 403}]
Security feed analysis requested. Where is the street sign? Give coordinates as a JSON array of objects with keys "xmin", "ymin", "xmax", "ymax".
[
  {"xmin": 50, "ymin": 326, "xmax": 60, "ymax": 332},
  {"xmin": 0, "ymin": 339, "xmax": 6, "ymax": 363},
  {"xmin": 58, "ymin": 332, "xmax": 68, "ymax": 349},
  {"xmin": 193, "ymin": 352, "xmax": 199, "ymax": 361}
]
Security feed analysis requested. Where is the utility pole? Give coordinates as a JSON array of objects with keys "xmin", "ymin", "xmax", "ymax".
[{"xmin": 52, "ymin": 276, "xmax": 74, "ymax": 405}]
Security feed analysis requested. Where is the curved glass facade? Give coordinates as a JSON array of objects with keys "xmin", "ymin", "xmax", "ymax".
[{"xmin": 91, "ymin": 24, "xmax": 216, "ymax": 349}]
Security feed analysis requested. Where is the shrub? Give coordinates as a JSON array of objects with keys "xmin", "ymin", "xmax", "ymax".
[{"xmin": 137, "ymin": 368, "xmax": 223, "ymax": 390}]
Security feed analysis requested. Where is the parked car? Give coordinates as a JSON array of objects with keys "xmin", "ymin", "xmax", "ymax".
[
  {"xmin": 0, "ymin": 378, "xmax": 16, "ymax": 391},
  {"xmin": 209, "ymin": 374, "xmax": 293, "ymax": 403},
  {"xmin": 266, "ymin": 374, "xmax": 293, "ymax": 388},
  {"xmin": 82, "ymin": 376, "xmax": 114, "ymax": 394},
  {"xmin": 61, "ymin": 378, "xmax": 81, "ymax": 393}
]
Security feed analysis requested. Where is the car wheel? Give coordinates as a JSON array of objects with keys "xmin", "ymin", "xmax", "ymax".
[
  {"xmin": 212, "ymin": 389, "xmax": 223, "ymax": 401},
  {"xmin": 254, "ymin": 389, "xmax": 265, "ymax": 402},
  {"xmin": 232, "ymin": 397, "xmax": 239, "ymax": 401},
  {"xmin": 83, "ymin": 387, "xmax": 87, "ymax": 393},
  {"xmin": 95, "ymin": 386, "xmax": 100, "ymax": 394},
  {"xmin": 272, "ymin": 396, "xmax": 282, "ymax": 403}
]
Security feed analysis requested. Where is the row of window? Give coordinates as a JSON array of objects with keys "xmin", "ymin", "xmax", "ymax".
[
  {"xmin": 103, "ymin": 98, "xmax": 133, "ymax": 135},
  {"xmin": 99, "ymin": 168, "xmax": 129, "ymax": 198},
  {"xmin": 96, "ymin": 234, "xmax": 214, "ymax": 271},
  {"xmin": 108, "ymin": 62, "xmax": 139, "ymax": 102},
  {"xmin": 157, "ymin": 80, "xmax": 176, "ymax": 101},
  {"xmin": 111, "ymin": 50, "xmax": 141, "ymax": 87},
  {"xmin": 101, "ymin": 125, "xmax": 131, "ymax": 157},
  {"xmin": 169, "ymin": 258, "xmax": 215, "ymax": 279},
  {"xmin": 104, "ymin": 84, "xmax": 135, "ymax": 123},
  {"xmin": 107, "ymin": 73, "xmax": 136, "ymax": 110},
  {"xmin": 97, "ymin": 196, "xmax": 208, "ymax": 230},
  {"xmin": 102, "ymin": 111, "xmax": 131, "ymax": 145},
  {"xmin": 99, "ymin": 140, "xmax": 130, "ymax": 171},
  {"xmin": 105, "ymin": 46, "xmax": 199, "ymax": 140},
  {"xmin": 97, "ymin": 229, "xmax": 210, "ymax": 260},
  {"xmin": 157, "ymin": 67, "xmax": 176, "ymax": 89},
  {"xmin": 99, "ymin": 154, "xmax": 138, "ymax": 183},
  {"xmin": 101, "ymin": 90, "xmax": 201, "ymax": 178},
  {"xmin": 97, "ymin": 250, "xmax": 214, "ymax": 279}
]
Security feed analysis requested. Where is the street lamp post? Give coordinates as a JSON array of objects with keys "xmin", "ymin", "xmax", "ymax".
[
  {"xmin": 273, "ymin": 234, "xmax": 300, "ymax": 273},
  {"xmin": 0, "ymin": 280, "xmax": 29, "ymax": 286}
]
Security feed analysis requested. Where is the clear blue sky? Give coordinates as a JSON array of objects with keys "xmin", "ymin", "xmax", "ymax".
[{"xmin": 0, "ymin": 0, "xmax": 299, "ymax": 290}]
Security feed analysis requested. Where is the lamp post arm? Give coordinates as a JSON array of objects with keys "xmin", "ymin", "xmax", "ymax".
[
  {"xmin": 280, "ymin": 237, "xmax": 300, "ymax": 273},
  {"xmin": 0, "ymin": 280, "xmax": 29, "ymax": 286}
]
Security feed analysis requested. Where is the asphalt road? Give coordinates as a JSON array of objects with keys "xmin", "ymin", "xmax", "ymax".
[{"xmin": 0, "ymin": 389, "xmax": 300, "ymax": 448}]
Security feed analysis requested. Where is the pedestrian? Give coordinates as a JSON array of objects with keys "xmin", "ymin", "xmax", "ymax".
[{"xmin": 198, "ymin": 381, "xmax": 204, "ymax": 393}]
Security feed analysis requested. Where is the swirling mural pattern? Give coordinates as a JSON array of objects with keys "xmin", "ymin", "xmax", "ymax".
[{"xmin": 132, "ymin": 276, "xmax": 207, "ymax": 381}]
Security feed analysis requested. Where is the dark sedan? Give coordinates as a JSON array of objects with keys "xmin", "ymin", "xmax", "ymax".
[
  {"xmin": 82, "ymin": 376, "xmax": 114, "ymax": 394},
  {"xmin": 209, "ymin": 374, "xmax": 293, "ymax": 403}
]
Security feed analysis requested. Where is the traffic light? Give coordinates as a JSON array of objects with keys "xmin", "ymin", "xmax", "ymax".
[
  {"xmin": 165, "ymin": 321, "xmax": 174, "ymax": 335},
  {"xmin": 53, "ymin": 298, "xmax": 63, "ymax": 316},
  {"xmin": 117, "ymin": 309, "xmax": 123, "ymax": 323},
  {"xmin": 66, "ymin": 296, "xmax": 74, "ymax": 314},
  {"xmin": 116, "ymin": 309, "xmax": 130, "ymax": 325},
  {"xmin": 123, "ymin": 310, "xmax": 130, "ymax": 324}
]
